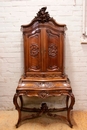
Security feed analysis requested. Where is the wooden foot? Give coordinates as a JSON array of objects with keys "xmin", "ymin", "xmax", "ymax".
[{"xmin": 16, "ymin": 124, "xmax": 19, "ymax": 128}]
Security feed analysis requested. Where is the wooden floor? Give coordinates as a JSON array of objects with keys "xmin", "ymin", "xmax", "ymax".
[{"xmin": 0, "ymin": 110, "xmax": 87, "ymax": 130}]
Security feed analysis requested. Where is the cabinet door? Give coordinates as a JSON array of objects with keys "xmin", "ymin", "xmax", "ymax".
[
  {"xmin": 24, "ymin": 28, "xmax": 64, "ymax": 73},
  {"xmin": 24, "ymin": 29, "xmax": 42, "ymax": 72},
  {"xmin": 44, "ymin": 29, "xmax": 64, "ymax": 72}
]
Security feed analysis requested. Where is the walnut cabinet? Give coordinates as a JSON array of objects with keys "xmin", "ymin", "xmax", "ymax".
[{"xmin": 13, "ymin": 7, "xmax": 75, "ymax": 128}]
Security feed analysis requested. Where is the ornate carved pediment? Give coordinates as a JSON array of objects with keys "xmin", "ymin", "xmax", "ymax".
[{"xmin": 34, "ymin": 7, "xmax": 51, "ymax": 23}]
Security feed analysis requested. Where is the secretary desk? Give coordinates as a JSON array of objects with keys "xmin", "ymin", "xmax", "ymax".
[{"xmin": 13, "ymin": 7, "xmax": 75, "ymax": 128}]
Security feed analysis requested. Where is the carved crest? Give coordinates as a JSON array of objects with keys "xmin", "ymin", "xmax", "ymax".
[{"xmin": 34, "ymin": 7, "xmax": 51, "ymax": 23}]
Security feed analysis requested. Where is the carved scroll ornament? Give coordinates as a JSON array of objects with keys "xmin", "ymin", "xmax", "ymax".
[{"xmin": 34, "ymin": 7, "xmax": 50, "ymax": 23}]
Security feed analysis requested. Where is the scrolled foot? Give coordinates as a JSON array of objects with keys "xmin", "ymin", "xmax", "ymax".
[
  {"xmin": 69, "ymin": 123, "xmax": 73, "ymax": 128},
  {"xmin": 16, "ymin": 124, "xmax": 19, "ymax": 128}
]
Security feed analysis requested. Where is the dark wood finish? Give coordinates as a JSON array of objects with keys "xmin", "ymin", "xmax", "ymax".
[{"xmin": 13, "ymin": 7, "xmax": 75, "ymax": 128}]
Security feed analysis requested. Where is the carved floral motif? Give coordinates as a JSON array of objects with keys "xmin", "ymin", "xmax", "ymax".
[
  {"xmin": 38, "ymin": 91, "xmax": 49, "ymax": 98},
  {"xmin": 30, "ymin": 43, "xmax": 39, "ymax": 57},
  {"xmin": 48, "ymin": 43, "xmax": 58, "ymax": 57}
]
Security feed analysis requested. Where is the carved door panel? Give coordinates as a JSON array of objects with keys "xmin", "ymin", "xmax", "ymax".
[
  {"xmin": 43, "ymin": 29, "xmax": 63, "ymax": 72},
  {"xmin": 24, "ymin": 29, "xmax": 42, "ymax": 72}
]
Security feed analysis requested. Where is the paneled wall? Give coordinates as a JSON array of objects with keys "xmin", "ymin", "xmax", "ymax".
[{"xmin": 0, "ymin": 0, "xmax": 87, "ymax": 110}]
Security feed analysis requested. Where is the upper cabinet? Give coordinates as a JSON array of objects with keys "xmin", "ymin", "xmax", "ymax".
[{"xmin": 21, "ymin": 7, "xmax": 66, "ymax": 75}]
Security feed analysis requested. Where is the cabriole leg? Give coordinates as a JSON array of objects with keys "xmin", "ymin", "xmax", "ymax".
[
  {"xmin": 67, "ymin": 93, "xmax": 75, "ymax": 128},
  {"xmin": 13, "ymin": 93, "xmax": 22, "ymax": 128}
]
